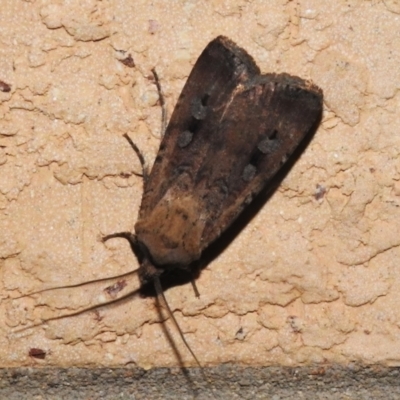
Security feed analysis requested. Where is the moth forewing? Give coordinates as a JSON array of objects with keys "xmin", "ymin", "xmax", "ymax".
[
  {"xmin": 204, "ymin": 79, "xmax": 321, "ymax": 246},
  {"xmin": 134, "ymin": 44, "xmax": 322, "ymax": 281}
]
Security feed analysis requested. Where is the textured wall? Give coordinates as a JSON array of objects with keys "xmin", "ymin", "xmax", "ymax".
[{"xmin": 1, "ymin": 1, "xmax": 400, "ymax": 368}]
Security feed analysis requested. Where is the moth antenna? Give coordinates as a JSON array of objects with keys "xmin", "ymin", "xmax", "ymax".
[
  {"xmin": 151, "ymin": 68, "xmax": 168, "ymax": 136},
  {"xmin": 12, "ymin": 286, "xmax": 141, "ymax": 333},
  {"xmin": 122, "ymin": 134, "xmax": 149, "ymax": 181},
  {"xmin": 153, "ymin": 276, "xmax": 202, "ymax": 368},
  {"xmin": 12, "ymin": 269, "xmax": 139, "ymax": 300}
]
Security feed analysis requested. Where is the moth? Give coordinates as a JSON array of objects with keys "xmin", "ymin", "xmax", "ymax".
[{"xmin": 104, "ymin": 36, "xmax": 323, "ymax": 361}]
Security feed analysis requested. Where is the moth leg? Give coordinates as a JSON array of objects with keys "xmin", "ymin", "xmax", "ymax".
[
  {"xmin": 151, "ymin": 68, "xmax": 168, "ymax": 136},
  {"xmin": 190, "ymin": 279, "xmax": 201, "ymax": 298},
  {"xmin": 102, "ymin": 231, "xmax": 138, "ymax": 252},
  {"xmin": 154, "ymin": 276, "xmax": 202, "ymax": 368},
  {"xmin": 122, "ymin": 133, "xmax": 149, "ymax": 182},
  {"xmin": 121, "ymin": 69, "xmax": 166, "ymax": 183}
]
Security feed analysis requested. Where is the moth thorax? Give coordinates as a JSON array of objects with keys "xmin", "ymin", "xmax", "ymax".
[{"xmin": 135, "ymin": 195, "xmax": 205, "ymax": 267}]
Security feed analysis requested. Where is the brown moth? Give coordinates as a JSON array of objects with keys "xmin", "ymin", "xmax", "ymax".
[{"xmin": 103, "ymin": 35, "xmax": 323, "ymax": 363}]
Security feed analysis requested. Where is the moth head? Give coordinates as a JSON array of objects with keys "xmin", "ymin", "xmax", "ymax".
[
  {"xmin": 134, "ymin": 239, "xmax": 190, "ymax": 287},
  {"xmin": 136, "ymin": 252, "xmax": 162, "ymax": 286}
]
